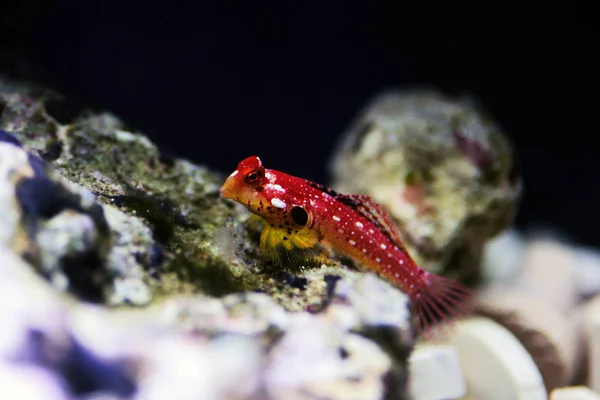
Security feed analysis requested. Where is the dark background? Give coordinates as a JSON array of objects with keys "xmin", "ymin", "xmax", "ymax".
[{"xmin": 1, "ymin": 1, "xmax": 597, "ymax": 246}]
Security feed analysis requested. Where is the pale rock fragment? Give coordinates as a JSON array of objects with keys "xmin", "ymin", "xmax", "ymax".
[
  {"xmin": 264, "ymin": 314, "xmax": 392, "ymax": 400},
  {"xmin": 443, "ymin": 317, "xmax": 547, "ymax": 400},
  {"xmin": 573, "ymin": 246, "xmax": 600, "ymax": 299},
  {"xmin": 475, "ymin": 238, "xmax": 582, "ymax": 392},
  {"xmin": 481, "ymin": 228, "xmax": 526, "ymax": 285},
  {"xmin": 583, "ymin": 295, "xmax": 600, "ymax": 392},
  {"xmin": 0, "ymin": 141, "xmax": 32, "ymax": 247},
  {"xmin": 476, "ymin": 289, "xmax": 579, "ymax": 392},
  {"xmin": 408, "ymin": 344, "xmax": 466, "ymax": 400},
  {"xmin": 0, "ymin": 362, "xmax": 69, "ymax": 400},
  {"xmin": 550, "ymin": 386, "xmax": 600, "ymax": 400},
  {"xmin": 514, "ymin": 238, "xmax": 579, "ymax": 312},
  {"xmin": 135, "ymin": 334, "xmax": 263, "ymax": 400}
]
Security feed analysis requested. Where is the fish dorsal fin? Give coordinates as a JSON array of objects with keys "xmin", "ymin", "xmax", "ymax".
[
  {"xmin": 305, "ymin": 180, "xmax": 411, "ymax": 258},
  {"xmin": 304, "ymin": 180, "xmax": 343, "ymax": 199},
  {"xmin": 337, "ymin": 194, "xmax": 412, "ymax": 258}
]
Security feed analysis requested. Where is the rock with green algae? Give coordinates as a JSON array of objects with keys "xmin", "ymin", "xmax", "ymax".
[
  {"xmin": 0, "ymin": 81, "xmax": 418, "ymax": 399},
  {"xmin": 330, "ymin": 89, "xmax": 522, "ymax": 284},
  {"xmin": 0, "ymin": 89, "xmax": 263, "ymax": 306}
]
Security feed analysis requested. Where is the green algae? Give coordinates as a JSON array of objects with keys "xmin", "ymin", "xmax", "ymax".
[{"xmin": 1, "ymin": 93, "xmax": 271, "ymax": 301}]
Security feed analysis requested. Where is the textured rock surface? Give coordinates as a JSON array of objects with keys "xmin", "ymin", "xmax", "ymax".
[
  {"xmin": 0, "ymin": 81, "xmax": 416, "ymax": 399},
  {"xmin": 7, "ymin": 77, "xmax": 595, "ymax": 399},
  {"xmin": 0, "ymin": 89, "xmax": 257, "ymax": 306},
  {"xmin": 330, "ymin": 89, "xmax": 522, "ymax": 284},
  {"xmin": 1, "ymin": 238, "xmax": 414, "ymax": 399}
]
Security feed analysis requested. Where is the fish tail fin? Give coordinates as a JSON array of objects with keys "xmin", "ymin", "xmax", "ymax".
[{"xmin": 411, "ymin": 272, "xmax": 475, "ymax": 338}]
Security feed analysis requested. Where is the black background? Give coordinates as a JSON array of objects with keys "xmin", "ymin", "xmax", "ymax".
[{"xmin": 1, "ymin": 1, "xmax": 597, "ymax": 246}]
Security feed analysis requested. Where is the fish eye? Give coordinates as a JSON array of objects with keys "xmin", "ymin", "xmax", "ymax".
[
  {"xmin": 247, "ymin": 172, "xmax": 258, "ymax": 181},
  {"xmin": 244, "ymin": 168, "xmax": 263, "ymax": 185},
  {"xmin": 291, "ymin": 206, "xmax": 309, "ymax": 226}
]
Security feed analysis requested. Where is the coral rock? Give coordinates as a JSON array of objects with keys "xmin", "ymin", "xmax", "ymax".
[{"xmin": 330, "ymin": 89, "xmax": 521, "ymax": 284}]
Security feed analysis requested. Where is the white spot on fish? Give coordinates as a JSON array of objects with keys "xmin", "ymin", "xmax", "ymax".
[
  {"xmin": 380, "ymin": 244, "xmax": 386, "ymax": 250},
  {"xmin": 375, "ymin": 257, "xmax": 381, "ymax": 263},
  {"xmin": 368, "ymin": 229, "xmax": 375, "ymax": 234},
  {"xmin": 355, "ymin": 221, "xmax": 364, "ymax": 228},
  {"xmin": 349, "ymin": 240, "xmax": 356, "ymax": 245},
  {"xmin": 230, "ymin": 170, "xmax": 239, "ymax": 177},
  {"xmin": 395, "ymin": 273, "xmax": 399, "ymax": 278},
  {"xmin": 362, "ymin": 249, "xmax": 367, "ymax": 253},
  {"xmin": 271, "ymin": 198, "xmax": 287, "ymax": 209},
  {"xmin": 338, "ymin": 229, "xmax": 345, "ymax": 234},
  {"xmin": 267, "ymin": 184, "xmax": 286, "ymax": 193},
  {"xmin": 333, "ymin": 215, "xmax": 341, "ymax": 221}
]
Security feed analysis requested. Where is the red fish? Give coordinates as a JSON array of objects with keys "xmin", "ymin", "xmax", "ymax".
[{"xmin": 220, "ymin": 156, "xmax": 473, "ymax": 333}]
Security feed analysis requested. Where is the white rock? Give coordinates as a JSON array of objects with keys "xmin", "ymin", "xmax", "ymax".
[
  {"xmin": 69, "ymin": 301, "xmax": 266, "ymax": 400},
  {"xmin": 36, "ymin": 210, "xmax": 99, "ymax": 275},
  {"xmin": 154, "ymin": 292, "xmax": 290, "ymax": 336},
  {"xmin": 264, "ymin": 314, "xmax": 392, "ymax": 400},
  {"xmin": 329, "ymin": 272, "xmax": 412, "ymax": 331},
  {"xmin": 205, "ymin": 334, "xmax": 264, "ymax": 399},
  {"xmin": 574, "ymin": 246, "xmax": 600, "ymax": 299},
  {"xmin": 109, "ymin": 277, "xmax": 152, "ymax": 306},
  {"xmin": 80, "ymin": 393, "xmax": 127, "ymax": 400},
  {"xmin": 80, "ymin": 394, "xmax": 126, "ymax": 400},
  {"xmin": 585, "ymin": 296, "xmax": 600, "ymax": 392},
  {"xmin": 551, "ymin": 386, "xmax": 600, "ymax": 400},
  {"xmin": 476, "ymin": 288, "xmax": 580, "ymax": 391},
  {"xmin": 0, "ymin": 362, "xmax": 69, "ymax": 400},
  {"xmin": 478, "ymin": 238, "xmax": 582, "ymax": 390},
  {"xmin": 514, "ymin": 238, "xmax": 578, "ymax": 311},
  {"xmin": 481, "ymin": 229, "xmax": 526, "ymax": 285},
  {"xmin": 0, "ymin": 244, "xmax": 70, "ymax": 361},
  {"xmin": 409, "ymin": 344, "xmax": 466, "ymax": 400},
  {"xmin": 102, "ymin": 204, "xmax": 154, "ymax": 275},
  {"xmin": 133, "ymin": 334, "xmax": 263, "ymax": 400},
  {"xmin": 444, "ymin": 317, "xmax": 547, "ymax": 400},
  {"xmin": 0, "ymin": 142, "xmax": 31, "ymax": 246},
  {"xmin": 101, "ymin": 204, "xmax": 155, "ymax": 305},
  {"xmin": 133, "ymin": 335, "xmax": 218, "ymax": 400}
]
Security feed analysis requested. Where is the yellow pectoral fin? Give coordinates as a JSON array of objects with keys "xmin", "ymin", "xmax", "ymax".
[{"xmin": 259, "ymin": 224, "xmax": 321, "ymax": 264}]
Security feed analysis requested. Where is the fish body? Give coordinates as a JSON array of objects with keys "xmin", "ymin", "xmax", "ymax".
[{"xmin": 220, "ymin": 156, "xmax": 472, "ymax": 332}]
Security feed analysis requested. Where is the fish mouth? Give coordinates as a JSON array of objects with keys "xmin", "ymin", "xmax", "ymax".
[{"xmin": 219, "ymin": 175, "xmax": 237, "ymax": 200}]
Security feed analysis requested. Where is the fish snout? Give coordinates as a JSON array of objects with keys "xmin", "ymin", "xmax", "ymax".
[{"xmin": 219, "ymin": 175, "xmax": 237, "ymax": 200}]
